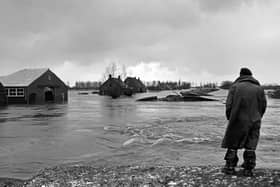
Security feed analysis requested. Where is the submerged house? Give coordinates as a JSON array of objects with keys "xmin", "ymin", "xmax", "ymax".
[
  {"xmin": 0, "ymin": 82, "xmax": 7, "ymax": 106},
  {"xmin": 99, "ymin": 75, "xmax": 126, "ymax": 98},
  {"xmin": 99, "ymin": 75, "xmax": 147, "ymax": 98},
  {"xmin": 124, "ymin": 77, "xmax": 147, "ymax": 93},
  {"xmin": 0, "ymin": 68, "xmax": 68, "ymax": 104},
  {"xmin": 268, "ymin": 89, "xmax": 280, "ymax": 99}
]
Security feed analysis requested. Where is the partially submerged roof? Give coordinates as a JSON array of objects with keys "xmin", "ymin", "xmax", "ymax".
[
  {"xmin": 0, "ymin": 68, "xmax": 49, "ymax": 87},
  {"xmin": 101, "ymin": 77, "xmax": 125, "ymax": 88},
  {"xmin": 125, "ymin": 77, "xmax": 146, "ymax": 88}
]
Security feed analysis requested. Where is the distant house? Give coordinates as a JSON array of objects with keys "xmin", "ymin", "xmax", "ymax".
[
  {"xmin": 0, "ymin": 68, "xmax": 68, "ymax": 104},
  {"xmin": 99, "ymin": 75, "xmax": 126, "ymax": 98},
  {"xmin": 124, "ymin": 77, "xmax": 147, "ymax": 93},
  {"xmin": 0, "ymin": 82, "xmax": 7, "ymax": 106}
]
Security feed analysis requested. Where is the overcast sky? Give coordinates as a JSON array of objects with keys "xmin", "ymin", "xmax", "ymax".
[{"xmin": 0, "ymin": 0, "xmax": 280, "ymax": 85}]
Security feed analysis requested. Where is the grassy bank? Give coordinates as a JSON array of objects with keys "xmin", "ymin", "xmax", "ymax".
[{"xmin": 1, "ymin": 165, "xmax": 280, "ymax": 186}]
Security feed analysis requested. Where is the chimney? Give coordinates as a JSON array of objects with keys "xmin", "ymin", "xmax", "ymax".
[
  {"xmin": 109, "ymin": 74, "xmax": 112, "ymax": 79},
  {"xmin": 118, "ymin": 75, "xmax": 121, "ymax": 80}
]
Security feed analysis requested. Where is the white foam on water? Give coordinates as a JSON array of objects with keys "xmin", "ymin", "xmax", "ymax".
[{"xmin": 122, "ymin": 136, "xmax": 152, "ymax": 147}]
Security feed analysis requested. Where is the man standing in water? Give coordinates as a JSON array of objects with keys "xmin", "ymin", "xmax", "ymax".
[{"xmin": 222, "ymin": 68, "xmax": 267, "ymax": 176}]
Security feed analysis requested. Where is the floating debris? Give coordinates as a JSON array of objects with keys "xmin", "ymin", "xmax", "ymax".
[
  {"xmin": 136, "ymin": 96, "xmax": 158, "ymax": 101},
  {"xmin": 137, "ymin": 94, "xmax": 218, "ymax": 102},
  {"xmin": 78, "ymin": 92, "xmax": 90, "ymax": 95},
  {"xmin": 268, "ymin": 89, "xmax": 280, "ymax": 99},
  {"xmin": 91, "ymin": 91, "xmax": 99, "ymax": 94}
]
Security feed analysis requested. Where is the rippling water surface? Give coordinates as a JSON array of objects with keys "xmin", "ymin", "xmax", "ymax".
[{"xmin": 0, "ymin": 90, "xmax": 279, "ymax": 179}]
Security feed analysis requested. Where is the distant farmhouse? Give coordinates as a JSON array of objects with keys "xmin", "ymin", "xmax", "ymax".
[
  {"xmin": 124, "ymin": 77, "xmax": 146, "ymax": 93},
  {"xmin": 0, "ymin": 68, "xmax": 68, "ymax": 104},
  {"xmin": 99, "ymin": 75, "xmax": 126, "ymax": 98},
  {"xmin": 99, "ymin": 75, "xmax": 147, "ymax": 98}
]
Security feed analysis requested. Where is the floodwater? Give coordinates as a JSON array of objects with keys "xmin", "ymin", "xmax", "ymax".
[{"xmin": 0, "ymin": 90, "xmax": 279, "ymax": 179}]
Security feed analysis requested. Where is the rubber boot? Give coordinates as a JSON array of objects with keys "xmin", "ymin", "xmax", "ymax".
[
  {"xmin": 222, "ymin": 149, "xmax": 238, "ymax": 175},
  {"xmin": 241, "ymin": 149, "xmax": 256, "ymax": 177}
]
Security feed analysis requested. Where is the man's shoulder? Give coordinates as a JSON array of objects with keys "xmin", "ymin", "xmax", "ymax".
[
  {"xmin": 234, "ymin": 75, "xmax": 261, "ymax": 86},
  {"xmin": 233, "ymin": 82, "xmax": 263, "ymax": 94}
]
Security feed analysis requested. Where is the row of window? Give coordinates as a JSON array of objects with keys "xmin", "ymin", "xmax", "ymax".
[{"xmin": 5, "ymin": 88, "xmax": 25, "ymax": 97}]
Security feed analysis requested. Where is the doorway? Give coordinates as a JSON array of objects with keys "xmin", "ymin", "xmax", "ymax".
[
  {"xmin": 44, "ymin": 87, "xmax": 54, "ymax": 102},
  {"xmin": 29, "ymin": 93, "xmax": 36, "ymax": 104}
]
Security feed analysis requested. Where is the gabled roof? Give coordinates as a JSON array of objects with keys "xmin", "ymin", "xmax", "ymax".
[
  {"xmin": 124, "ymin": 77, "xmax": 146, "ymax": 88},
  {"xmin": 101, "ymin": 77, "xmax": 125, "ymax": 88},
  {"xmin": 0, "ymin": 68, "xmax": 49, "ymax": 87}
]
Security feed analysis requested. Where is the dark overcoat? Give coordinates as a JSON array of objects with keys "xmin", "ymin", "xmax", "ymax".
[{"xmin": 221, "ymin": 75, "xmax": 267, "ymax": 149}]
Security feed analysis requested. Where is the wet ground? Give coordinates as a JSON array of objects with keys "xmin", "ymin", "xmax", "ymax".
[{"xmin": 1, "ymin": 165, "xmax": 280, "ymax": 186}]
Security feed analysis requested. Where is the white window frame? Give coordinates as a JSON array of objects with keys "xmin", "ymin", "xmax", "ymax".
[
  {"xmin": 17, "ymin": 88, "xmax": 24, "ymax": 96},
  {"xmin": 6, "ymin": 88, "xmax": 25, "ymax": 97},
  {"xmin": 9, "ymin": 88, "xmax": 17, "ymax": 96}
]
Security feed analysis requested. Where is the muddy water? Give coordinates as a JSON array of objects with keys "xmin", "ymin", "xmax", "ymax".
[{"xmin": 0, "ymin": 90, "xmax": 279, "ymax": 179}]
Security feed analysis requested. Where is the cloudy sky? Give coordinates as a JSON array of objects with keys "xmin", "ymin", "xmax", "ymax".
[{"xmin": 0, "ymin": 0, "xmax": 280, "ymax": 85}]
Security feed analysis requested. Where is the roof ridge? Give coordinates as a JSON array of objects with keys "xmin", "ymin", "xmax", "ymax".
[{"xmin": 0, "ymin": 68, "xmax": 50, "ymax": 87}]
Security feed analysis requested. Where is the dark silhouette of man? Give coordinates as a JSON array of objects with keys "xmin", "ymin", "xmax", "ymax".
[{"xmin": 222, "ymin": 67, "xmax": 267, "ymax": 176}]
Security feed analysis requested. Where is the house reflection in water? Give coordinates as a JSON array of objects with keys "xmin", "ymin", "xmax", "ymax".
[{"xmin": 0, "ymin": 68, "xmax": 68, "ymax": 104}]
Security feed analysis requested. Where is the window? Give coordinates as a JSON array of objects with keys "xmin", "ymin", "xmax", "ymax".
[
  {"xmin": 7, "ymin": 88, "xmax": 25, "ymax": 97},
  {"xmin": 17, "ymin": 88, "xmax": 24, "ymax": 96},
  {"xmin": 9, "ymin": 88, "xmax": 16, "ymax": 96}
]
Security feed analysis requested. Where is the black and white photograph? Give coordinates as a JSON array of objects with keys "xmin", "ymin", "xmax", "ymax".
[{"xmin": 0, "ymin": 0, "xmax": 279, "ymax": 186}]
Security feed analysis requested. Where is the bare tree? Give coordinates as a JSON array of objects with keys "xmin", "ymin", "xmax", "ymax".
[
  {"xmin": 121, "ymin": 64, "xmax": 127, "ymax": 80},
  {"xmin": 110, "ymin": 62, "xmax": 117, "ymax": 77},
  {"xmin": 101, "ymin": 62, "xmax": 119, "ymax": 82}
]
